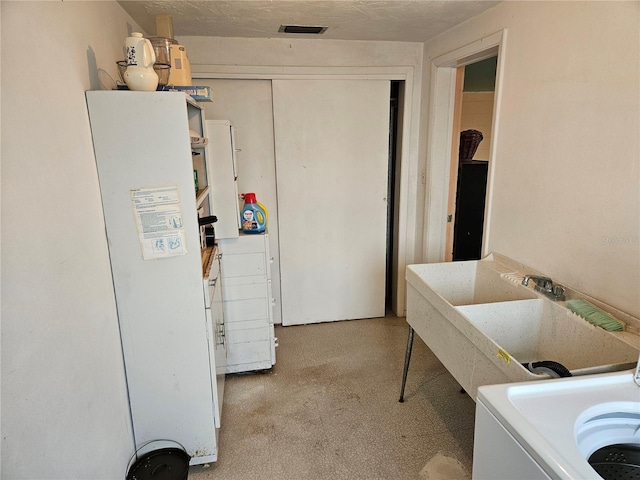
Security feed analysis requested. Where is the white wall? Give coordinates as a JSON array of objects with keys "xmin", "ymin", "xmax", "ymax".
[
  {"xmin": 422, "ymin": 1, "xmax": 639, "ymax": 317},
  {"xmin": 1, "ymin": 2, "xmax": 137, "ymax": 477},
  {"xmin": 182, "ymin": 35, "xmax": 424, "ymax": 70}
]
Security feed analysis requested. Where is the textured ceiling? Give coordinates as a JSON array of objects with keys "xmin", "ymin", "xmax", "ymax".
[{"xmin": 118, "ymin": 1, "xmax": 499, "ymax": 43}]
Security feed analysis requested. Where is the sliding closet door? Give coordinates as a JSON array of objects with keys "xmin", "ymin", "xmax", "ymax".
[{"xmin": 273, "ymin": 79, "xmax": 390, "ymax": 326}]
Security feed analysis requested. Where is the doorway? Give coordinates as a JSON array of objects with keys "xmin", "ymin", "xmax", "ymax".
[
  {"xmin": 422, "ymin": 30, "xmax": 506, "ymax": 264},
  {"xmin": 449, "ymin": 57, "xmax": 497, "ymax": 261}
]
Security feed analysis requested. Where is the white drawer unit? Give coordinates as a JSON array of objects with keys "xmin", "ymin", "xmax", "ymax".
[{"xmin": 218, "ymin": 233, "xmax": 277, "ymax": 373}]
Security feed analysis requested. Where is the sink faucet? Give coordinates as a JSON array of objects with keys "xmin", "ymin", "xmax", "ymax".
[
  {"xmin": 522, "ymin": 275, "xmax": 566, "ymax": 301},
  {"xmin": 522, "ymin": 275, "xmax": 553, "ymax": 290}
]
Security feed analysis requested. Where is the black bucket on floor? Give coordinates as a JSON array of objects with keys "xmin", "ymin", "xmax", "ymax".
[{"xmin": 126, "ymin": 440, "xmax": 190, "ymax": 480}]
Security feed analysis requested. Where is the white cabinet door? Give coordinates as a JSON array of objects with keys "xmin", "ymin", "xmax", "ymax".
[
  {"xmin": 206, "ymin": 120, "xmax": 240, "ymax": 239},
  {"xmin": 210, "ymin": 255, "xmax": 226, "ymax": 428},
  {"xmin": 272, "ymin": 79, "xmax": 390, "ymax": 325}
]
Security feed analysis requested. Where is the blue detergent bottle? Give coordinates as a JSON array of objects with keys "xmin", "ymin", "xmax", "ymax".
[{"xmin": 240, "ymin": 192, "xmax": 267, "ymax": 233}]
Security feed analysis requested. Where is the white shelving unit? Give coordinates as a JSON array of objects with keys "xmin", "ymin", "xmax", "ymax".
[{"xmin": 86, "ymin": 91, "xmax": 224, "ymax": 465}]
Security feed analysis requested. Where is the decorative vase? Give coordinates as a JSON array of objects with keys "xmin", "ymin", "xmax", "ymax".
[{"xmin": 123, "ymin": 32, "xmax": 158, "ymax": 91}]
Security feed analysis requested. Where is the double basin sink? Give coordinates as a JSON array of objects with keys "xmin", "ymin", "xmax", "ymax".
[{"xmin": 406, "ymin": 253, "xmax": 640, "ymax": 399}]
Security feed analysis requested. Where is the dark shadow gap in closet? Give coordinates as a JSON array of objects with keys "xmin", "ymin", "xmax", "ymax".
[{"xmin": 386, "ymin": 80, "xmax": 401, "ymax": 310}]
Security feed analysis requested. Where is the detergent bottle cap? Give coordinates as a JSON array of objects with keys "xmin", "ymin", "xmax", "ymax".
[{"xmin": 243, "ymin": 193, "xmax": 257, "ymax": 204}]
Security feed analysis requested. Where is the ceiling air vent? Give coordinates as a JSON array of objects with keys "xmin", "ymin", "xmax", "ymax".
[{"xmin": 279, "ymin": 25, "xmax": 328, "ymax": 35}]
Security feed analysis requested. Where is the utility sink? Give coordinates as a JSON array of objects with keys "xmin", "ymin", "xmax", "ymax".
[
  {"xmin": 457, "ymin": 299, "xmax": 638, "ymax": 375},
  {"xmin": 407, "ymin": 260, "xmax": 537, "ymax": 306},
  {"xmin": 405, "ymin": 253, "xmax": 640, "ymax": 400}
]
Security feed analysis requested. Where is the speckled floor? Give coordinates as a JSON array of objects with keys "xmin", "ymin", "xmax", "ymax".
[{"xmin": 189, "ymin": 316, "xmax": 476, "ymax": 480}]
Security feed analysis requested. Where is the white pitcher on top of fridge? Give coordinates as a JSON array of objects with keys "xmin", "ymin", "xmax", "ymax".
[{"xmin": 123, "ymin": 32, "xmax": 158, "ymax": 91}]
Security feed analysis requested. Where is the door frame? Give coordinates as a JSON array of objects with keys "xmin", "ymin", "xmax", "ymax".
[
  {"xmin": 423, "ymin": 30, "xmax": 507, "ymax": 263},
  {"xmin": 192, "ymin": 65, "xmax": 417, "ymax": 316},
  {"xmin": 445, "ymin": 66, "xmax": 465, "ymax": 262}
]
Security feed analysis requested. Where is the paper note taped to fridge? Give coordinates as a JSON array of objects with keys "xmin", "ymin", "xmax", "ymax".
[{"xmin": 131, "ymin": 186, "xmax": 188, "ymax": 259}]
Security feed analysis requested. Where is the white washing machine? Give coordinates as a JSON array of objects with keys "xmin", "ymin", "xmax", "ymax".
[{"xmin": 472, "ymin": 369, "xmax": 640, "ymax": 479}]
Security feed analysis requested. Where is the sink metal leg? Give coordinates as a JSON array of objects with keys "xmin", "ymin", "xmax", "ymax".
[{"xmin": 398, "ymin": 326, "xmax": 414, "ymax": 403}]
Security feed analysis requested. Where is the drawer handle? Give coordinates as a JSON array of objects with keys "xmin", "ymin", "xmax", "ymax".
[{"xmin": 209, "ymin": 278, "xmax": 217, "ymax": 287}]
